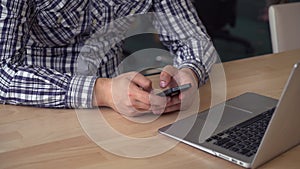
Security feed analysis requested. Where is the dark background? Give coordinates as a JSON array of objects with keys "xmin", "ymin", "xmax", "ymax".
[{"xmin": 123, "ymin": 0, "xmax": 300, "ymax": 63}]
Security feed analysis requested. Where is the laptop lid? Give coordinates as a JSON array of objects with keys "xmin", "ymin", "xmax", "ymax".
[
  {"xmin": 251, "ymin": 62, "xmax": 300, "ymax": 168},
  {"xmin": 159, "ymin": 92, "xmax": 278, "ymax": 168},
  {"xmin": 158, "ymin": 62, "xmax": 300, "ymax": 168}
]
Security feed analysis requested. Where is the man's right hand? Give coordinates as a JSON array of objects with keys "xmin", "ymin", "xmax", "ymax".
[{"xmin": 93, "ymin": 72, "xmax": 168, "ymax": 117}]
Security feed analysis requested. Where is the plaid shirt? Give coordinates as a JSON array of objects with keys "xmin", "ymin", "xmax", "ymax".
[{"xmin": 0, "ymin": 0, "xmax": 218, "ymax": 108}]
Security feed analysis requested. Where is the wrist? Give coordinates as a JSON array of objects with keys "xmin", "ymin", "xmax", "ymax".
[
  {"xmin": 181, "ymin": 68, "xmax": 199, "ymax": 86},
  {"xmin": 92, "ymin": 78, "xmax": 112, "ymax": 107}
]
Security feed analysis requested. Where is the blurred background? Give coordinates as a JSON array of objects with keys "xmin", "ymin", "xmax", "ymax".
[{"xmin": 122, "ymin": 0, "xmax": 300, "ymax": 72}]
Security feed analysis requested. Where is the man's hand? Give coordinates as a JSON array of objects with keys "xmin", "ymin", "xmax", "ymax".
[
  {"xmin": 156, "ymin": 65, "xmax": 199, "ymax": 114},
  {"xmin": 93, "ymin": 72, "xmax": 167, "ymax": 117}
]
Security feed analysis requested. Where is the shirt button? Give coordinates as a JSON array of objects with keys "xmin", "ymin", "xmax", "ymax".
[
  {"xmin": 130, "ymin": 9, "xmax": 136, "ymax": 15},
  {"xmin": 93, "ymin": 19, "xmax": 97, "ymax": 26},
  {"xmin": 57, "ymin": 16, "xmax": 63, "ymax": 24}
]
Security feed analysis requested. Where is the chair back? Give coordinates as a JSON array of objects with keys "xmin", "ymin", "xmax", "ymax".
[{"xmin": 269, "ymin": 2, "xmax": 300, "ymax": 53}]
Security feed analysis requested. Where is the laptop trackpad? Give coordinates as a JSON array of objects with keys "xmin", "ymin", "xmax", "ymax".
[
  {"xmin": 200, "ymin": 92, "xmax": 278, "ymax": 133},
  {"xmin": 197, "ymin": 105, "xmax": 254, "ymax": 134},
  {"xmin": 218, "ymin": 106, "xmax": 253, "ymax": 128},
  {"xmin": 226, "ymin": 92, "xmax": 278, "ymax": 114}
]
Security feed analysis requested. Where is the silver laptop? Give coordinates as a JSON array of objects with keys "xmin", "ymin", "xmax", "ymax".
[{"xmin": 158, "ymin": 62, "xmax": 300, "ymax": 168}]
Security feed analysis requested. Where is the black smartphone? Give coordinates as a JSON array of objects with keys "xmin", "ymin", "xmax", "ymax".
[{"xmin": 156, "ymin": 83, "xmax": 192, "ymax": 97}]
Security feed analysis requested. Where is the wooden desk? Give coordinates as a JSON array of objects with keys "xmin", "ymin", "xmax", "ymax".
[{"xmin": 1, "ymin": 50, "xmax": 300, "ymax": 169}]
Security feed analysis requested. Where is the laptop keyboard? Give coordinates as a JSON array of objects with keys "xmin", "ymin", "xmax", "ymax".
[{"xmin": 205, "ymin": 108, "xmax": 275, "ymax": 157}]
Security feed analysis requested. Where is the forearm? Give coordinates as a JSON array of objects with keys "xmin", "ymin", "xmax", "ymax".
[
  {"xmin": 153, "ymin": 0, "xmax": 218, "ymax": 86},
  {"xmin": 173, "ymin": 37, "xmax": 218, "ymax": 86},
  {"xmin": 0, "ymin": 63, "xmax": 97, "ymax": 108}
]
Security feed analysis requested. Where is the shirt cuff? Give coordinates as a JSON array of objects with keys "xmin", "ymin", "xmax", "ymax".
[
  {"xmin": 66, "ymin": 75, "xmax": 97, "ymax": 108},
  {"xmin": 178, "ymin": 60, "xmax": 209, "ymax": 87}
]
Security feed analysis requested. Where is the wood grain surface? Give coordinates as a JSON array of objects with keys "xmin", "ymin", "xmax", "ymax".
[{"xmin": 1, "ymin": 49, "xmax": 300, "ymax": 169}]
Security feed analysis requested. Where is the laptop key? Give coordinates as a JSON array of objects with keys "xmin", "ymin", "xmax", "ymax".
[
  {"xmin": 205, "ymin": 108, "xmax": 276, "ymax": 157},
  {"xmin": 222, "ymin": 142, "xmax": 236, "ymax": 149},
  {"xmin": 229, "ymin": 147, "xmax": 240, "ymax": 152},
  {"xmin": 205, "ymin": 138, "xmax": 213, "ymax": 142},
  {"xmin": 245, "ymin": 151, "xmax": 255, "ymax": 157},
  {"xmin": 239, "ymin": 148, "xmax": 251, "ymax": 155},
  {"xmin": 214, "ymin": 138, "xmax": 231, "ymax": 146}
]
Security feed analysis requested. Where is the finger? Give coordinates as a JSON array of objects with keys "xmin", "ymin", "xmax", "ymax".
[
  {"xmin": 160, "ymin": 65, "xmax": 178, "ymax": 88},
  {"xmin": 150, "ymin": 102, "xmax": 169, "ymax": 114},
  {"xmin": 164, "ymin": 103, "xmax": 181, "ymax": 113},
  {"xmin": 132, "ymin": 96, "xmax": 169, "ymax": 112},
  {"xmin": 132, "ymin": 99, "xmax": 151, "ymax": 111},
  {"xmin": 150, "ymin": 93, "xmax": 169, "ymax": 107},
  {"xmin": 166, "ymin": 95, "xmax": 181, "ymax": 107},
  {"xmin": 129, "ymin": 83, "xmax": 151, "ymax": 105},
  {"xmin": 130, "ymin": 72, "xmax": 152, "ymax": 92},
  {"xmin": 179, "ymin": 91, "xmax": 194, "ymax": 100},
  {"xmin": 179, "ymin": 92, "xmax": 185, "ymax": 100},
  {"xmin": 131, "ymin": 86, "xmax": 170, "ymax": 107},
  {"xmin": 152, "ymin": 96, "xmax": 181, "ymax": 115}
]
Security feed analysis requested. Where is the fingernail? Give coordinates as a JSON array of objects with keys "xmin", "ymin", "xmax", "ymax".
[
  {"xmin": 153, "ymin": 110, "xmax": 159, "ymax": 115},
  {"xmin": 160, "ymin": 81, "xmax": 166, "ymax": 88}
]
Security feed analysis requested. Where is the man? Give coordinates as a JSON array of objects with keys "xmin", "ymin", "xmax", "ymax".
[{"xmin": 0, "ymin": 0, "xmax": 218, "ymax": 116}]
